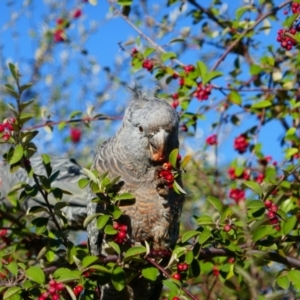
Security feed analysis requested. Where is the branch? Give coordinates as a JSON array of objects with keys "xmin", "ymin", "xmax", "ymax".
[
  {"xmin": 108, "ymin": 0, "xmax": 185, "ymax": 67},
  {"xmin": 211, "ymin": 0, "xmax": 293, "ymax": 71}
]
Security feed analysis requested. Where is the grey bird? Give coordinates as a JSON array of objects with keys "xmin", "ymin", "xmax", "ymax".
[{"xmin": 87, "ymin": 88, "xmax": 184, "ymax": 300}]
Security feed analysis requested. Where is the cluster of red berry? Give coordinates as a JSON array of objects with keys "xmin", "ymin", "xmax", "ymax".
[
  {"xmin": 171, "ymin": 93, "xmax": 179, "ymax": 109},
  {"xmin": 38, "ymin": 280, "xmax": 65, "ymax": 300},
  {"xmin": 276, "ymin": 2, "xmax": 300, "ymax": 50},
  {"xmin": 264, "ymin": 199, "xmax": 280, "ymax": 231},
  {"xmin": 276, "ymin": 27, "xmax": 298, "ymax": 50},
  {"xmin": 0, "ymin": 118, "xmax": 15, "ymax": 142},
  {"xmin": 229, "ymin": 188, "xmax": 245, "ymax": 203},
  {"xmin": 194, "ymin": 82, "xmax": 212, "ymax": 101},
  {"xmin": 112, "ymin": 222, "xmax": 128, "ymax": 244},
  {"xmin": 142, "ymin": 58, "xmax": 154, "ymax": 71},
  {"xmin": 206, "ymin": 134, "xmax": 217, "ymax": 145},
  {"xmin": 53, "ymin": 5, "xmax": 85, "ymax": 43},
  {"xmin": 159, "ymin": 162, "xmax": 175, "ymax": 188},
  {"xmin": 171, "ymin": 262, "xmax": 189, "ymax": 282},
  {"xmin": 228, "ymin": 167, "xmax": 250, "ymax": 180},
  {"xmin": 234, "ymin": 135, "xmax": 249, "ymax": 154}
]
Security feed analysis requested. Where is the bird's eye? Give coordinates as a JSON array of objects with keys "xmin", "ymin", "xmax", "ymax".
[{"xmin": 138, "ymin": 126, "xmax": 143, "ymax": 133}]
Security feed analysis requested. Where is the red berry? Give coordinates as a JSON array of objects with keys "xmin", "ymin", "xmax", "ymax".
[
  {"xmin": 48, "ymin": 287, "xmax": 56, "ymax": 295},
  {"xmin": 0, "ymin": 229, "xmax": 8, "ymax": 237},
  {"xmin": 56, "ymin": 282, "xmax": 64, "ymax": 291},
  {"xmin": 229, "ymin": 188, "xmax": 245, "ymax": 203},
  {"xmin": 131, "ymin": 48, "xmax": 138, "ymax": 56},
  {"xmin": 172, "ymin": 297, "xmax": 180, "ymax": 300},
  {"xmin": 264, "ymin": 199, "xmax": 273, "ymax": 209},
  {"xmin": 179, "ymin": 78, "xmax": 185, "ymax": 86},
  {"xmin": 283, "ymin": 9, "xmax": 288, "ymax": 15},
  {"xmin": 234, "ymin": 135, "xmax": 249, "ymax": 154},
  {"xmin": 269, "ymin": 217, "xmax": 279, "ymax": 225},
  {"xmin": 171, "ymin": 100, "xmax": 179, "ymax": 109},
  {"xmin": 270, "ymin": 204, "xmax": 278, "ymax": 212},
  {"xmin": 38, "ymin": 297, "xmax": 46, "ymax": 300},
  {"xmin": 49, "ymin": 280, "xmax": 57, "ymax": 288},
  {"xmin": 0, "ymin": 124, "xmax": 4, "ymax": 133},
  {"xmin": 73, "ymin": 9, "xmax": 82, "ymax": 18},
  {"xmin": 224, "ymin": 224, "xmax": 232, "ymax": 232},
  {"xmin": 142, "ymin": 59, "xmax": 154, "ymax": 71},
  {"xmin": 53, "ymin": 29, "xmax": 64, "ymax": 42},
  {"xmin": 228, "ymin": 257, "xmax": 235, "ymax": 263},
  {"xmin": 52, "ymin": 295, "xmax": 60, "ymax": 300},
  {"xmin": 2, "ymin": 132, "xmax": 11, "ymax": 141},
  {"xmin": 177, "ymin": 154, "xmax": 182, "ymax": 162},
  {"xmin": 56, "ymin": 18, "xmax": 64, "ymax": 25},
  {"xmin": 70, "ymin": 128, "xmax": 82, "ymax": 143},
  {"xmin": 117, "ymin": 231, "xmax": 126, "ymax": 239},
  {"xmin": 274, "ymin": 225, "xmax": 281, "ymax": 231},
  {"xmin": 206, "ymin": 134, "xmax": 217, "ymax": 145},
  {"xmin": 212, "ymin": 266, "xmax": 220, "ymax": 276},
  {"xmin": 184, "ymin": 64, "xmax": 194, "ymax": 73},
  {"xmin": 119, "ymin": 225, "xmax": 127, "ymax": 232},
  {"xmin": 41, "ymin": 292, "xmax": 49, "ymax": 298},
  {"xmin": 113, "ymin": 222, "xmax": 120, "ymax": 230},
  {"xmin": 172, "ymin": 273, "xmax": 181, "ymax": 280},
  {"xmin": 172, "ymin": 72, "xmax": 179, "ymax": 79},
  {"xmin": 177, "ymin": 263, "xmax": 189, "ymax": 272},
  {"xmin": 267, "ymin": 211, "xmax": 275, "ymax": 219},
  {"xmin": 256, "ymin": 173, "xmax": 264, "ymax": 184},
  {"xmin": 162, "ymin": 162, "xmax": 172, "ymax": 170}
]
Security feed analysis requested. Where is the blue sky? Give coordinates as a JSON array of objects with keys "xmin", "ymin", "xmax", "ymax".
[{"xmin": 0, "ymin": 0, "xmax": 290, "ymax": 165}]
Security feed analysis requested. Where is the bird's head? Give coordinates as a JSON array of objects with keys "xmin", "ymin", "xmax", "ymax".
[{"xmin": 116, "ymin": 88, "xmax": 180, "ymax": 171}]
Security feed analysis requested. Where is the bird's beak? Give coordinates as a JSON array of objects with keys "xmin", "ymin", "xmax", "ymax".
[{"xmin": 149, "ymin": 129, "xmax": 169, "ymax": 162}]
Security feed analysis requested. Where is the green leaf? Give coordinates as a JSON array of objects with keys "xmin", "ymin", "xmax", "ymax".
[
  {"xmin": 252, "ymin": 225, "xmax": 274, "ymax": 242},
  {"xmin": 82, "ymin": 256, "xmax": 99, "ymax": 268},
  {"xmin": 276, "ymin": 274, "xmax": 290, "ymax": 289},
  {"xmin": 41, "ymin": 154, "xmax": 52, "ymax": 177},
  {"xmin": 19, "ymin": 83, "xmax": 33, "ymax": 93},
  {"xmin": 104, "ymin": 224, "xmax": 118, "ymax": 235},
  {"xmin": 235, "ymin": 5, "xmax": 253, "ymax": 20},
  {"xmin": 250, "ymin": 64, "xmax": 263, "ymax": 75},
  {"xmin": 289, "ymin": 269, "xmax": 300, "ymax": 285},
  {"xmin": 246, "ymin": 200, "xmax": 265, "ymax": 209},
  {"xmin": 286, "ymin": 127, "xmax": 296, "ymax": 137},
  {"xmin": 198, "ymin": 229, "xmax": 211, "ymax": 244},
  {"xmin": 196, "ymin": 215, "xmax": 215, "ymax": 225},
  {"xmin": 78, "ymin": 178, "xmax": 90, "ymax": 189},
  {"xmin": 228, "ymin": 91, "xmax": 241, "ymax": 105},
  {"xmin": 173, "ymin": 180, "xmax": 186, "ymax": 195},
  {"xmin": 4, "ymin": 84, "xmax": 19, "ymax": 99},
  {"xmin": 10, "ymin": 145, "xmax": 23, "ymax": 165},
  {"xmin": 244, "ymin": 181, "xmax": 262, "ymax": 197},
  {"xmin": 144, "ymin": 48, "xmax": 155, "ymax": 58},
  {"xmin": 162, "ymin": 279, "xmax": 180, "ymax": 294},
  {"xmin": 251, "ymin": 101, "xmax": 272, "ymax": 109},
  {"xmin": 97, "ymin": 215, "xmax": 110, "ymax": 229},
  {"xmin": 283, "ymin": 215, "xmax": 297, "ymax": 235},
  {"xmin": 83, "ymin": 213, "xmax": 102, "ymax": 228},
  {"xmin": 124, "ymin": 246, "xmax": 146, "ymax": 259},
  {"xmin": 111, "ymin": 267, "xmax": 126, "ymax": 291},
  {"xmin": 114, "ymin": 193, "xmax": 135, "ymax": 201},
  {"xmin": 6, "ymin": 261, "xmax": 18, "ymax": 277},
  {"xmin": 285, "ymin": 147, "xmax": 299, "ymax": 159},
  {"xmin": 142, "ymin": 267, "xmax": 159, "ymax": 281},
  {"xmin": 25, "ymin": 266, "xmax": 45, "ymax": 284},
  {"xmin": 207, "ymin": 196, "xmax": 223, "ymax": 213},
  {"xmin": 3, "ymin": 287, "xmax": 21, "ymax": 300},
  {"xmin": 117, "ymin": 0, "xmax": 132, "ymax": 5},
  {"xmin": 161, "ymin": 52, "xmax": 177, "ymax": 62},
  {"xmin": 82, "ymin": 168, "xmax": 98, "ymax": 183},
  {"xmin": 69, "ymin": 110, "xmax": 82, "ymax": 119},
  {"xmin": 169, "ymin": 148, "xmax": 179, "ymax": 168},
  {"xmin": 180, "ymin": 155, "xmax": 191, "ymax": 169},
  {"xmin": 108, "ymin": 241, "xmax": 121, "ymax": 255},
  {"xmin": 202, "ymin": 71, "xmax": 222, "ymax": 85},
  {"xmin": 196, "ymin": 60, "xmax": 208, "ymax": 79},
  {"xmin": 181, "ymin": 230, "xmax": 201, "ymax": 243},
  {"xmin": 8, "ymin": 63, "xmax": 18, "ymax": 81}
]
